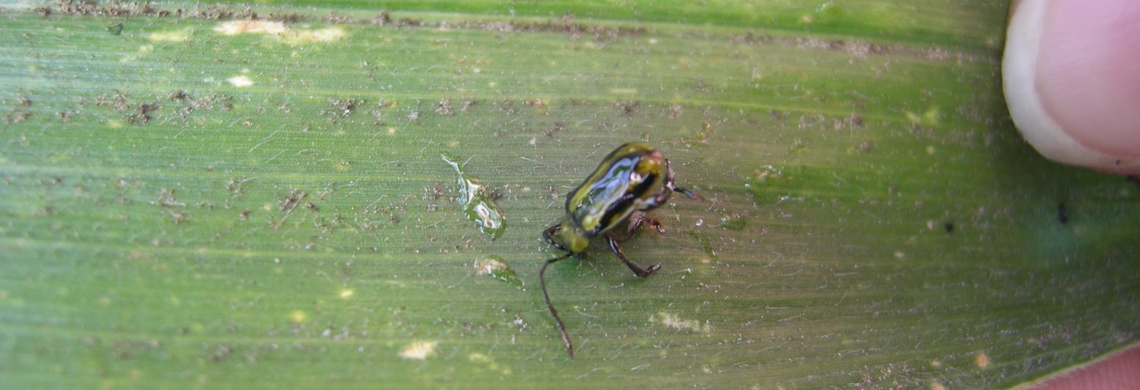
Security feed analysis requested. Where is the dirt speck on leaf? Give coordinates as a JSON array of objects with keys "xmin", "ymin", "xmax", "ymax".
[
  {"xmin": 524, "ymin": 99, "xmax": 548, "ymax": 115},
  {"xmin": 617, "ymin": 101, "xmax": 638, "ymax": 116},
  {"xmin": 279, "ymin": 190, "xmax": 306, "ymax": 213},
  {"xmin": 433, "ymin": 99, "xmax": 454, "ymax": 116}
]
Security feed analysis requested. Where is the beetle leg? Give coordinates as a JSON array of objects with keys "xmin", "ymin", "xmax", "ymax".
[
  {"xmin": 609, "ymin": 212, "xmax": 664, "ymax": 242},
  {"xmin": 671, "ymin": 186, "xmax": 701, "ymax": 200},
  {"xmin": 664, "ymin": 159, "xmax": 703, "ymax": 200},
  {"xmin": 540, "ymin": 252, "xmax": 576, "ymax": 359},
  {"xmin": 637, "ymin": 192, "xmax": 667, "ymax": 212},
  {"xmin": 608, "ymin": 231, "xmax": 633, "ymax": 243},
  {"xmin": 645, "ymin": 215, "xmax": 667, "ymax": 234},
  {"xmin": 543, "ymin": 224, "xmax": 568, "ymax": 251},
  {"xmin": 606, "ymin": 234, "xmax": 661, "ymax": 277},
  {"xmin": 627, "ymin": 212, "xmax": 665, "ymax": 236}
]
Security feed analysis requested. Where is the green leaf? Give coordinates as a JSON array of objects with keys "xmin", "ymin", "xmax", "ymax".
[{"xmin": 2, "ymin": 1, "xmax": 1137, "ymax": 389}]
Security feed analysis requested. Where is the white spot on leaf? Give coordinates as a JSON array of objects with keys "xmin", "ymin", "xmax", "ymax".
[
  {"xmin": 289, "ymin": 310, "xmax": 307, "ymax": 323},
  {"xmin": 281, "ymin": 28, "xmax": 345, "ymax": 45},
  {"xmin": 149, "ymin": 29, "xmax": 190, "ymax": 42},
  {"xmin": 214, "ymin": 21, "xmax": 287, "ymax": 35},
  {"xmin": 213, "ymin": 21, "xmax": 345, "ymax": 45},
  {"xmin": 974, "ymin": 351, "xmax": 990, "ymax": 369},
  {"xmin": 228, "ymin": 76, "xmax": 253, "ymax": 87},
  {"xmin": 399, "ymin": 341, "xmax": 438, "ymax": 360},
  {"xmin": 651, "ymin": 312, "xmax": 711, "ymax": 332}
]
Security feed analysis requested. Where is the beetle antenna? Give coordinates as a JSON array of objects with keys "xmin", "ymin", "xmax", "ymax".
[{"xmin": 540, "ymin": 252, "xmax": 575, "ymax": 359}]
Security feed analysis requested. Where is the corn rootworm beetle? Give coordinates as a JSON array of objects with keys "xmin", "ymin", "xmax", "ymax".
[{"xmin": 540, "ymin": 142, "xmax": 701, "ymax": 359}]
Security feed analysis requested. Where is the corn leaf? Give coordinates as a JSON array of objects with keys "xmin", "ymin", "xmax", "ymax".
[{"xmin": 2, "ymin": 1, "xmax": 1138, "ymax": 388}]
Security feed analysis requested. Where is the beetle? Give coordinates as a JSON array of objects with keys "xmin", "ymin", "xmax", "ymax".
[{"xmin": 540, "ymin": 142, "xmax": 701, "ymax": 359}]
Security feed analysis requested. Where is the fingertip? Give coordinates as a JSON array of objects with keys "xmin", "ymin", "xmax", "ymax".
[
  {"xmin": 1003, "ymin": 0, "xmax": 1140, "ymax": 175},
  {"xmin": 1023, "ymin": 344, "xmax": 1140, "ymax": 390}
]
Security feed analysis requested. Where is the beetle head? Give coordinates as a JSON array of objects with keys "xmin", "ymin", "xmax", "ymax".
[{"xmin": 559, "ymin": 219, "xmax": 591, "ymax": 254}]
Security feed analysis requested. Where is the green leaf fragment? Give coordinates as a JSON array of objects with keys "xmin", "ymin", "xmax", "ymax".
[
  {"xmin": 442, "ymin": 153, "xmax": 506, "ymax": 240},
  {"xmin": 474, "ymin": 256, "xmax": 522, "ymax": 288}
]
